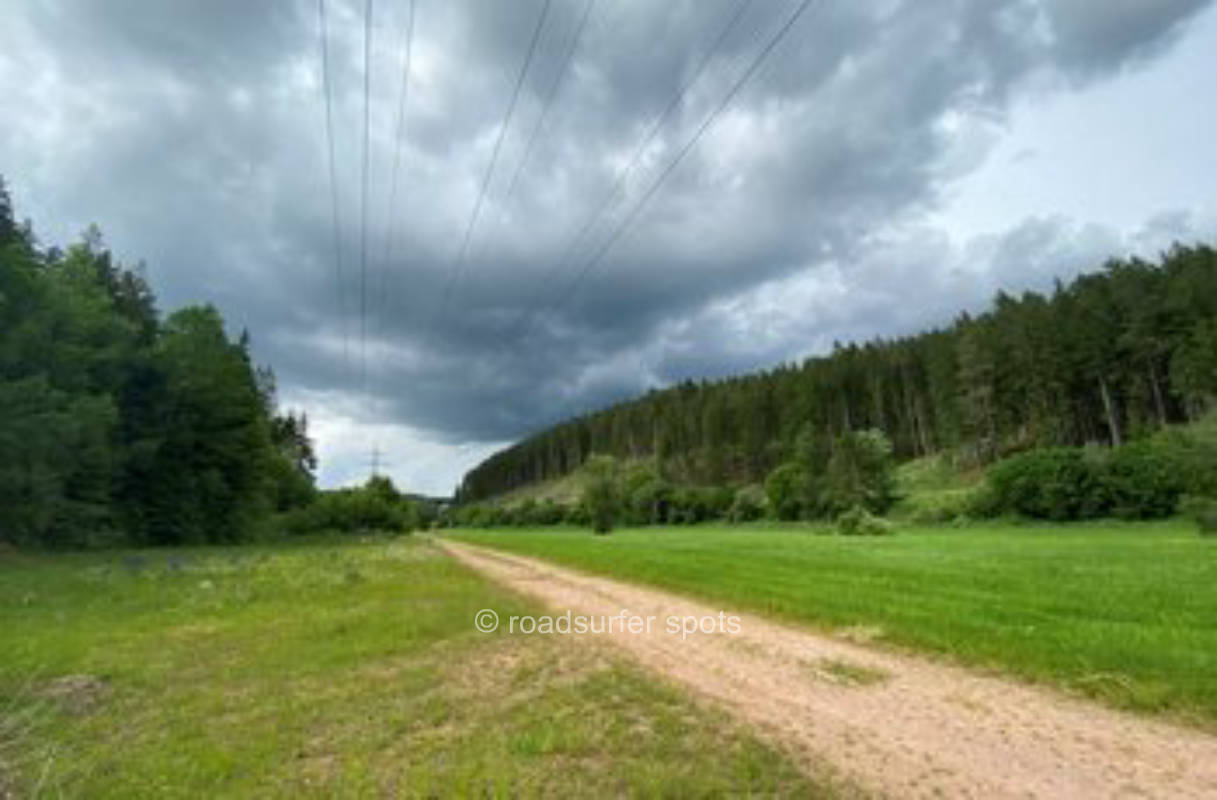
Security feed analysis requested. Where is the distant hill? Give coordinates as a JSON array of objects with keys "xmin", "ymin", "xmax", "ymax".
[{"xmin": 458, "ymin": 244, "xmax": 1217, "ymax": 503}]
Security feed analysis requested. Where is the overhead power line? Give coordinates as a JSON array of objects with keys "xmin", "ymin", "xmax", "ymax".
[
  {"xmin": 378, "ymin": 0, "xmax": 417, "ymax": 328},
  {"xmin": 503, "ymin": 0, "xmax": 757, "ymax": 343},
  {"xmin": 437, "ymin": 0, "xmax": 554, "ymax": 317},
  {"xmin": 360, "ymin": 0, "xmax": 374, "ymax": 389},
  {"xmin": 523, "ymin": 0, "xmax": 820, "ymax": 342},
  {"xmin": 317, "ymin": 0, "xmax": 350, "ymax": 368},
  {"xmin": 488, "ymin": 0, "xmax": 597, "ymax": 245}
]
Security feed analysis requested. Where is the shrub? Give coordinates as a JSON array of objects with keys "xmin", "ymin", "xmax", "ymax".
[
  {"xmin": 1101, "ymin": 442, "xmax": 1183, "ymax": 519},
  {"xmin": 445, "ymin": 503, "xmax": 507, "ymax": 528},
  {"xmin": 835, "ymin": 505, "xmax": 895, "ymax": 536},
  {"xmin": 1151, "ymin": 424, "xmax": 1217, "ymax": 498},
  {"xmin": 535, "ymin": 499, "xmax": 567, "ymax": 525},
  {"xmin": 667, "ymin": 487, "xmax": 705, "ymax": 524},
  {"xmin": 513, "ymin": 499, "xmax": 538, "ymax": 526},
  {"xmin": 565, "ymin": 501, "xmax": 590, "ymax": 527},
  {"xmin": 581, "ymin": 455, "xmax": 619, "ymax": 534},
  {"xmin": 1181, "ymin": 496, "xmax": 1217, "ymax": 536},
  {"xmin": 901, "ymin": 488, "xmax": 979, "ymax": 524},
  {"xmin": 964, "ymin": 483, "xmax": 1003, "ymax": 518},
  {"xmin": 824, "ymin": 429, "xmax": 897, "ymax": 515},
  {"xmin": 699, "ymin": 486, "xmax": 735, "ymax": 521},
  {"xmin": 728, "ymin": 485, "xmax": 767, "ymax": 522},
  {"xmin": 764, "ymin": 462, "xmax": 807, "ymax": 521},
  {"xmin": 986, "ymin": 442, "xmax": 1186, "ymax": 521},
  {"xmin": 985, "ymin": 448, "xmax": 1107, "ymax": 520},
  {"xmin": 285, "ymin": 479, "xmax": 418, "ymax": 535},
  {"xmin": 628, "ymin": 477, "xmax": 672, "ymax": 525},
  {"xmin": 468, "ymin": 505, "xmax": 505, "ymax": 527}
]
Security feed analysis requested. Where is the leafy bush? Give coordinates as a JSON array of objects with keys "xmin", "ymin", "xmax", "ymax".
[
  {"xmin": 824, "ymin": 429, "xmax": 897, "ymax": 515},
  {"xmin": 581, "ymin": 455, "xmax": 619, "ymax": 534},
  {"xmin": 1151, "ymin": 422, "xmax": 1217, "ymax": 498},
  {"xmin": 986, "ymin": 443, "xmax": 1184, "ymax": 521},
  {"xmin": 764, "ymin": 462, "xmax": 807, "ymax": 521},
  {"xmin": 500, "ymin": 498, "xmax": 569, "ymax": 527},
  {"xmin": 535, "ymin": 499, "xmax": 567, "ymax": 525},
  {"xmin": 1100, "ymin": 442, "xmax": 1183, "ymax": 519},
  {"xmin": 1181, "ymin": 496, "xmax": 1217, "ymax": 536},
  {"xmin": 700, "ymin": 486, "xmax": 735, "ymax": 520},
  {"xmin": 835, "ymin": 505, "xmax": 895, "ymax": 536},
  {"xmin": 565, "ymin": 501, "xmax": 590, "ymax": 527},
  {"xmin": 512, "ymin": 499, "xmax": 538, "ymax": 526},
  {"xmin": 286, "ymin": 477, "xmax": 418, "ymax": 535},
  {"xmin": 443, "ymin": 502, "xmax": 504, "ymax": 528},
  {"xmin": 627, "ymin": 477, "xmax": 672, "ymax": 525},
  {"xmin": 667, "ymin": 488, "xmax": 704, "ymax": 524},
  {"xmin": 636, "ymin": 485, "xmax": 733, "ymax": 525},
  {"xmin": 900, "ymin": 488, "xmax": 981, "ymax": 524},
  {"xmin": 961, "ymin": 482, "xmax": 1003, "ymax": 518},
  {"xmin": 728, "ymin": 485, "xmax": 767, "ymax": 522},
  {"xmin": 985, "ymin": 448, "xmax": 1108, "ymax": 520}
]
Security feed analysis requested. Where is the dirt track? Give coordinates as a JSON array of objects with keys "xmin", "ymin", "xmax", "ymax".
[{"xmin": 442, "ymin": 540, "xmax": 1217, "ymax": 799}]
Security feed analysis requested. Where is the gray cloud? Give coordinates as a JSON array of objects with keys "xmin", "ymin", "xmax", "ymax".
[{"xmin": 1, "ymin": 0, "xmax": 1213, "ymax": 491}]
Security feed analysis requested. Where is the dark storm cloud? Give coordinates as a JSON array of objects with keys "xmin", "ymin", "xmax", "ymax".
[
  {"xmin": 1043, "ymin": 0, "xmax": 1206, "ymax": 72},
  {"xmin": 1, "ymin": 0, "xmax": 1212, "ymax": 452}
]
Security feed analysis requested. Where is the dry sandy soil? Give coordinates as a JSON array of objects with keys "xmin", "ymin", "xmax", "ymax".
[{"xmin": 442, "ymin": 540, "xmax": 1217, "ymax": 799}]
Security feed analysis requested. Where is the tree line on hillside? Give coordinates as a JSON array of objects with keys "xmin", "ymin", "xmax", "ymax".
[
  {"xmin": 458, "ymin": 244, "xmax": 1217, "ymax": 503},
  {"xmin": 0, "ymin": 177, "xmax": 429, "ymax": 548},
  {"xmin": 445, "ymin": 429, "xmax": 901, "ymax": 532},
  {"xmin": 447, "ymin": 420, "xmax": 1217, "ymax": 534},
  {"xmin": 0, "ymin": 178, "xmax": 318, "ymax": 547}
]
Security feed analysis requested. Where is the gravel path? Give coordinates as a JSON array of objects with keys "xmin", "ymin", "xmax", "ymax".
[{"xmin": 442, "ymin": 540, "xmax": 1217, "ymax": 799}]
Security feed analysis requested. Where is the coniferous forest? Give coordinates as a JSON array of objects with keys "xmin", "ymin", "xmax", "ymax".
[
  {"xmin": 0, "ymin": 177, "xmax": 317, "ymax": 548},
  {"xmin": 459, "ymin": 244, "xmax": 1217, "ymax": 503}
]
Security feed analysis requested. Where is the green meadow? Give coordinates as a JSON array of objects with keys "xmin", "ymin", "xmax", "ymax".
[
  {"xmin": 451, "ymin": 521, "xmax": 1217, "ymax": 725},
  {"xmin": 0, "ymin": 537, "xmax": 829, "ymax": 797}
]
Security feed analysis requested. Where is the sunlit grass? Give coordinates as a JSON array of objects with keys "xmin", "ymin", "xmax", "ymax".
[{"xmin": 450, "ymin": 520, "xmax": 1217, "ymax": 725}]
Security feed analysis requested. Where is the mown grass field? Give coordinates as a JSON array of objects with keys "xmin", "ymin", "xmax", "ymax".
[
  {"xmin": 0, "ymin": 537, "xmax": 829, "ymax": 797},
  {"xmin": 450, "ymin": 521, "xmax": 1217, "ymax": 725}
]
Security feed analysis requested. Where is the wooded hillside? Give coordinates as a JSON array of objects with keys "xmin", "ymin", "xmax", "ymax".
[
  {"xmin": 0, "ymin": 177, "xmax": 315, "ymax": 547},
  {"xmin": 459, "ymin": 244, "xmax": 1217, "ymax": 502}
]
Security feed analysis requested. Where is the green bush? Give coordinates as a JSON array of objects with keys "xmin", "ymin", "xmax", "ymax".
[
  {"xmin": 1101, "ymin": 442, "xmax": 1183, "ymax": 519},
  {"xmin": 445, "ymin": 503, "xmax": 506, "ymax": 528},
  {"xmin": 627, "ymin": 477, "xmax": 672, "ymax": 525},
  {"xmin": 581, "ymin": 455, "xmax": 619, "ymax": 534},
  {"xmin": 824, "ymin": 429, "xmax": 897, "ymax": 515},
  {"xmin": 1181, "ymin": 496, "xmax": 1217, "ymax": 536},
  {"xmin": 626, "ymin": 485, "xmax": 735, "ymax": 525},
  {"xmin": 699, "ymin": 486, "xmax": 735, "ymax": 520},
  {"xmin": 764, "ymin": 462, "xmax": 807, "ymax": 521},
  {"xmin": 728, "ymin": 485, "xmax": 767, "ymax": 522},
  {"xmin": 565, "ymin": 502, "xmax": 590, "ymax": 527},
  {"xmin": 985, "ymin": 448, "xmax": 1108, "ymax": 520},
  {"xmin": 986, "ymin": 443, "xmax": 1184, "ymax": 521},
  {"xmin": 286, "ymin": 478, "xmax": 418, "ymax": 535},
  {"xmin": 835, "ymin": 505, "xmax": 895, "ymax": 536},
  {"xmin": 964, "ymin": 483, "xmax": 1003, "ymax": 518},
  {"xmin": 512, "ymin": 499, "xmax": 538, "ymax": 526},
  {"xmin": 900, "ymin": 488, "xmax": 981, "ymax": 524},
  {"xmin": 535, "ymin": 499, "xmax": 567, "ymax": 525},
  {"xmin": 667, "ymin": 487, "xmax": 704, "ymax": 524},
  {"xmin": 1151, "ymin": 423, "xmax": 1217, "ymax": 498}
]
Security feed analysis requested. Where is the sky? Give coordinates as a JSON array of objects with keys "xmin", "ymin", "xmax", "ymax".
[{"xmin": 2, "ymin": 0, "xmax": 1215, "ymax": 496}]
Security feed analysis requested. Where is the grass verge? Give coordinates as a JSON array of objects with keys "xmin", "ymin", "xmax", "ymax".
[{"xmin": 0, "ymin": 536, "xmax": 830, "ymax": 797}]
